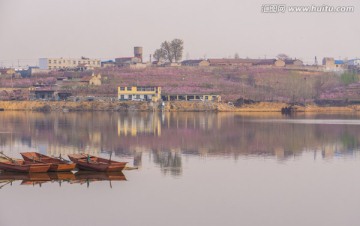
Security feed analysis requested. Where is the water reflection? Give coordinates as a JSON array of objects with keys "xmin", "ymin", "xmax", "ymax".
[
  {"xmin": 1, "ymin": 111, "xmax": 360, "ymax": 177},
  {"xmin": 0, "ymin": 171, "xmax": 126, "ymax": 189}
]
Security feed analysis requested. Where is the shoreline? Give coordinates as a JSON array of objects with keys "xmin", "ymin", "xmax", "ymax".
[{"xmin": 1, "ymin": 101, "xmax": 360, "ymax": 113}]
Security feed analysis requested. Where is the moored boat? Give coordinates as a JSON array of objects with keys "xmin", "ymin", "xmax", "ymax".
[
  {"xmin": 68, "ymin": 154, "xmax": 127, "ymax": 172},
  {"xmin": 0, "ymin": 159, "xmax": 50, "ymax": 173},
  {"xmin": 21, "ymin": 152, "xmax": 76, "ymax": 172}
]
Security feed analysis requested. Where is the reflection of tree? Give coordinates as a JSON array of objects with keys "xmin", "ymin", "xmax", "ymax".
[
  {"xmin": 340, "ymin": 132, "xmax": 358, "ymax": 151},
  {"xmin": 152, "ymin": 150, "xmax": 182, "ymax": 176}
]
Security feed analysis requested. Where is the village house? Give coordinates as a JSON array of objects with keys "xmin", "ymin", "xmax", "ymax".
[
  {"xmin": 80, "ymin": 73, "xmax": 102, "ymax": 86},
  {"xmin": 208, "ymin": 58, "xmax": 256, "ymax": 67},
  {"xmin": 115, "ymin": 46, "xmax": 144, "ymax": 68},
  {"xmin": 29, "ymin": 88, "xmax": 72, "ymax": 101},
  {"xmin": 163, "ymin": 62, "xmax": 181, "ymax": 67},
  {"xmin": 39, "ymin": 57, "xmax": 101, "ymax": 70},
  {"xmin": 101, "ymin": 60, "xmax": 116, "ymax": 68},
  {"xmin": 254, "ymin": 59, "xmax": 285, "ymax": 67},
  {"xmin": 208, "ymin": 58, "xmax": 285, "ymax": 67},
  {"xmin": 161, "ymin": 94, "xmax": 221, "ymax": 102},
  {"xmin": 323, "ymin": 57, "xmax": 346, "ymax": 71},
  {"xmin": 181, "ymin": 60, "xmax": 210, "ymax": 67},
  {"xmin": 284, "ymin": 59, "xmax": 304, "ymax": 66},
  {"xmin": 347, "ymin": 59, "xmax": 360, "ymax": 66},
  {"xmin": 118, "ymin": 86, "xmax": 161, "ymax": 102},
  {"xmin": 0, "ymin": 68, "xmax": 15, "ymax": 76},
  {"xmin": 115, "ymin": 57, "xmax": 141, "ymax": 67}
]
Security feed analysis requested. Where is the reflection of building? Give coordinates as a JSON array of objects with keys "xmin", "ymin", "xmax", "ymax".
[
  {"xmin": 118, "ymin": 86, "xmax": 161, "ymax": 101},
  {"xmin": 117, "ymin": 113, "xmax": 161, "ymax": 136},
  {"xmin": 46, "ymin": 145, "xmax": 100, "ymax": 157},
  {"xmin": 152, "ymin": 150, "xmax": 182, "ymax": 176}
]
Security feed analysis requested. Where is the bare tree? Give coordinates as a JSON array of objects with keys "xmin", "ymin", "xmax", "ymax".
[
  {"xmin": 161, "ymin": 41, "xmax": 173, "ymax": 62},
  {"xmin": 153, "ymin": 49, "xmax": 166, "ymax": 62},
  {"xmin": 234, "ymin": 53, "xmax": 240, "ymax": 59},
  {"xmin": 171, "ymin": 39, "xmax": 184, "ymax": 63},
  {"xmin": 156, "ymin": 39, "xmax": 184, "ymax": 63}
]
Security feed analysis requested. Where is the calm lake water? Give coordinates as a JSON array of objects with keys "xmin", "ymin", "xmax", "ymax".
[{"xmin": 1, "ymin": 111, "xmax": 360, "ymax": 226}]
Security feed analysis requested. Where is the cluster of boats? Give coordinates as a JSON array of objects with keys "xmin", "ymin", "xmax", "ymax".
[{"xmin": 0, "ymin": 152, "xmax": 128, "ymax": 173}]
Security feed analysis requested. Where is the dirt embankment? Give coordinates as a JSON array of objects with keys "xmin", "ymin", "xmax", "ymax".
[{"xmin": 1, "ymin": 101, "xmax": 360, "ymax": 112}]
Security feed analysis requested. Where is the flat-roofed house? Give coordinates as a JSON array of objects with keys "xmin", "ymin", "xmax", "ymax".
[
  {"xmin": 323, "ymin": 57, "xmax": 345, "ymax": 71},
  {"xmin": 208, "ymin": 58, "xmax": 258, "ymax": 66},
  {"xmin": 39, "ymin": 57, "xmax": 101, "ymax": 70},
  {"xmin": 254, "ymin": 59, "xmax": 285, "ymax": 67},
  {"xmin": 115, "ymin": 57, "xmax": 141, "ymax": 67},
  {"xmin": 284, "ymin": 59, "xmax": 303, "ymax": 66},
  {"xmin": 181, "ymin": 60, "xmax": 210, "ymax": 67},
  {"xmin": 118, "ymin": 86, "xmax": 161, "ymax": 102},
  {"xmin": 161, "ymin": 94, "xmax": 221, "ymax": 102}
]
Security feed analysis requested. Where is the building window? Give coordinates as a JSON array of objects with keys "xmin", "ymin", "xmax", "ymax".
[
  {"xmin": 49, "ymin": 66, "xmax": 52, "ymax": 69},
  {"xmin": 136, "ymin": 95, "xmax": 140, "ymax": 99},
  {"xmin": 48, "ymin": 60, "xmax": 52, "ymax": 64},
  {"xmin": 120, "ymin": 95, "xmax": 124, "ymax": 100},
  {"xmin": 73, "ymin": 61, "xmax": 76, "ymax": 64},
  {"xmin": 120, "ymin": 87, "xmax": 125, "ymax": 91},
  {"xmin": 126, "ymin": 87, "xmax": 131, "ymax": 91},
  {"xmin": 205, "ymin": 96, "xmax": 208, "ymax": 100},
  {"xmin": 54, "ymin": 60, "xmax": 57, "ymax": 64}
]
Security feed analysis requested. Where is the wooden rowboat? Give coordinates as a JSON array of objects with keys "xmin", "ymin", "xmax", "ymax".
[
  {"xmin": 21, "ymin": 152, "xmax": 76, "ymax": 172},
  {"xmin": 0, "ymin": 159, "xmax": 50, "ymax": 173},
  {"xmin": 68, "ymin": 154, "xmax": 127, "ymax": 172}
]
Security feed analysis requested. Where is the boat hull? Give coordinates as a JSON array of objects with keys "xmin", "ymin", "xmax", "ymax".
[
  {"xmin": 21, "ymin": 152, "xmax": 76, "ymax": 172},
  {"xmin": 0, "ymin": 160, "xmax": 50, "ymax": 173},
  {"xmin": 68, "ymin": 154, "xmax": 127, "ymax": 172}
]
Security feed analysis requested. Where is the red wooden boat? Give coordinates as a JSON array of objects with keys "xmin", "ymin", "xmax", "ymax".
[
  {"xmin": 21, "ymin": 152, "xmax": 76, "ymax": 172},
  {"xmin": 68, "ymin": 154, "xmax": 127, "ymax": 172},
  {"xmin": 0, "ymin": 159, "xmax": 50, "ymax": 173}
]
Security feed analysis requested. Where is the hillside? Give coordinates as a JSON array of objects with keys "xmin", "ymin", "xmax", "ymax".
[{"xmin": 1, "ymin": 66, "xmax": 359, "ymax": 103}]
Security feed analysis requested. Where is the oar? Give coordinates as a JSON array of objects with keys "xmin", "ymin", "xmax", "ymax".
[
  {"xmin": 57, "ymin": 154, "xmax": 71, "ymax": 163},
  {"xmin": 0, "ymin": 152, "xmax": 20, "ymax": 165},
  {"xmin": 0, "ymin": 180, "xmax": 13, "ymax": 189}
]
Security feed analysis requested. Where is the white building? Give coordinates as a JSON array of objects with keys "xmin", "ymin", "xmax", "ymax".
[
  {"xmin": 39, "ymin": 57, "xmax": 101, "ymax": 70},
  {"xmin": 347, "ymin": 59, "xmax": 360, "ymax": 66}
]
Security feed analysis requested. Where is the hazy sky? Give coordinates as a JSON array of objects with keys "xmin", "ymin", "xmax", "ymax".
[{"xmin": 0, "ymin": 0, "xmax": 359, "ymax": 66}]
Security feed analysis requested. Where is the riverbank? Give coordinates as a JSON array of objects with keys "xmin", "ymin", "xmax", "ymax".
[{"xmin": 1, "ymin": 101, "xmax": 360, "ymax": 112}]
